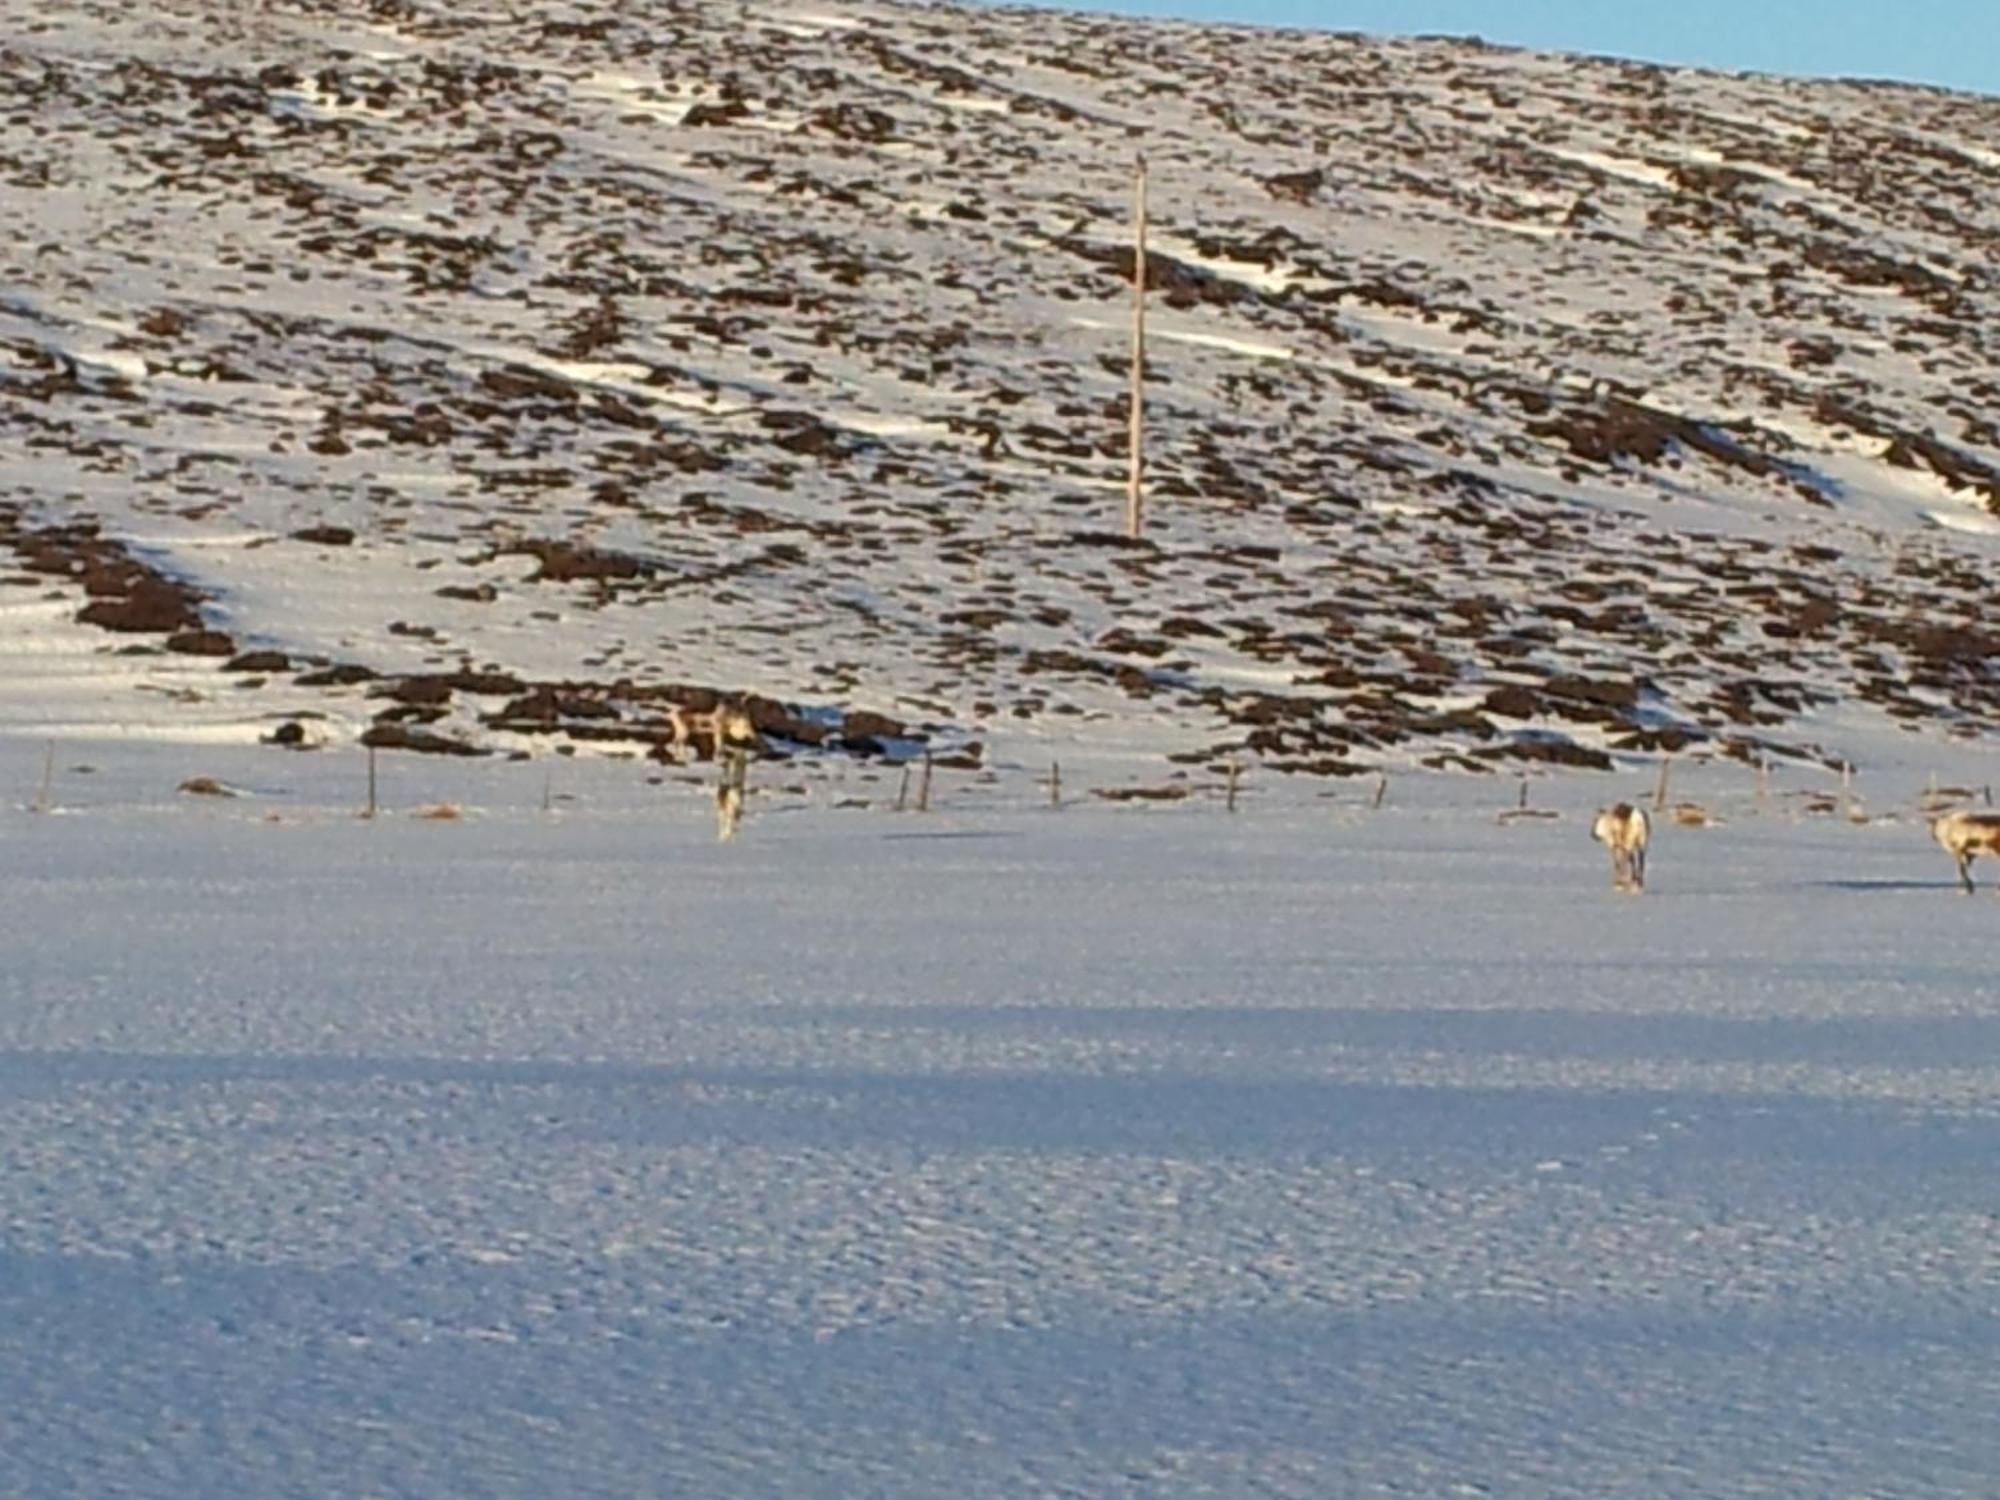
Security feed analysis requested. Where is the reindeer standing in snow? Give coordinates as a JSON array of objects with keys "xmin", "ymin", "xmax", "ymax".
[
  {"xmin": 1931, "ymin": 810, "xmax": 2000, "ymax": 895},
  {"xmin": 1592, "ymin": 802, "xmax": 1651, "ymax": 893},
  {"xmin": 714, "ymin": 748, "xmax": 748, "ymax": 842},
  {"xmin": 666, "ymin": 700, "xmax": 762, "ymax": 763}
]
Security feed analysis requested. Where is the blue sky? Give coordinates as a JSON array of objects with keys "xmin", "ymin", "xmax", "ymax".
[{"xmin": 1007, "ymin": 2, "xmax": 2000, "ymax": 95}]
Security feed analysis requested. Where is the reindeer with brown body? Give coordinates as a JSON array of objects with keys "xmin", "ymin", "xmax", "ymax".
[
  {"xmin": 1592, "ymin": 802, "xmax": 1651, "ymax": 894},
  {"xmin": 1931, "ymin": 810, "xmax": 2000, "ymax": 895},
  {"xmin": 666, "ymin": 701, "xmax": 762, "ymax": 763}
]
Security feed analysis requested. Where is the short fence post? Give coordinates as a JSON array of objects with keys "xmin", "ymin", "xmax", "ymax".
[
  {"xmin": 364, "ymin": 745, "xmax": 378, "ymax": 819},
  {"xmin": 1653, "ymin": 756, "xmax": 1671, "ymax": 812},
  {"xmin": 33, "ymin": 741, "xmax": 53, "ymax": 814},
  {"xmin": 1050, "ymin": 760, "xmax": 1062, "ymax": 810},
  {"xmin": 917, "ymin": 752, "xmax": 933, "ymax": 814},
  {"xmin": 1125, "ymin": 153, "xmax": 1148, "ymax": 540},
  {"xmin": 1225, "ymin": 759, "xmax": 1241, "ymax": 813}
]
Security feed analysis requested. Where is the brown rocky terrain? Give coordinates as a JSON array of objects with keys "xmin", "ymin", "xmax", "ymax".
[{"xmin": 1, "ymin": 0, "xmax": 1996, "ymax": 779}]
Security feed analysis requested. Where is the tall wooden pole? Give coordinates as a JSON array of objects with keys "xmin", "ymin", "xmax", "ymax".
[{"xmin": 1126, "ymin": 153, "xmax": 1148, "ymax": 540}]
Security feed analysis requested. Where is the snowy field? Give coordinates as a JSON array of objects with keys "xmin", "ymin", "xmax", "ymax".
[{"xmin": 5, "ymin": 748, "xmax": 1999, "ymax": 1498}]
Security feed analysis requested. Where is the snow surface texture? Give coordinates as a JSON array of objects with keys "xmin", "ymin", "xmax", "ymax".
[
  {"xmin": 3, "ymin": 752, "xmax": 2000, "ymax": 1497},
  {"xmin": 0, "ymin": 0, "xmax": 1996, "ymax": 783}
]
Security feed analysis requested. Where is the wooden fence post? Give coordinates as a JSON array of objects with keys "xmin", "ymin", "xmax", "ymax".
[
  {"xmin": 33, "ymin": 741, "xmax": 53, "ymax": 814},
  {"xmin": 1225, "ymin": 759, "xmax": 1241, "ymax": 813},
  {"xmin": 917, "ymin": 752, "xmax": 934, "ymax": 814},
  {"xmin": 1050, "ymin": 760, "xmax": 1062, "ymax": 810},
  {"xmin": 364, "ymin": 745, "xmax": 378, "ymax": 819},
  {"xmin": 1125, "ymin": 153, "xmax": 1148, "ymax": 541},
  {"xmin": 1653, "ymin": 756, "xmax": 1671, "ymax": 812}
]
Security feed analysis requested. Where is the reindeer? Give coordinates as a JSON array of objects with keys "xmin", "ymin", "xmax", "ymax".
[
  {"xmin": 1930, "ymin": 810, "xmax": 2000, "ymax": 895},
  {"xmin": 665, "ymin": 700, "xmax": 762, "ymax": 763},
  {"xmin": 714, "ymin": 748, "xmax": 748, "ymax": 842},
  {"xmin": 1591, "ymin": 802, "xmax": 1651, "ymax": 893},
  {"xmin": 715, "ymin": 777, "xmax": 744, "ymax": 842}
]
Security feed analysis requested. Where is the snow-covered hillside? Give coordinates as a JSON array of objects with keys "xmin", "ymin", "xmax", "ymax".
[{"xmin": 2, "ymin": 0, "xmax": 1997, "ymax": 787}]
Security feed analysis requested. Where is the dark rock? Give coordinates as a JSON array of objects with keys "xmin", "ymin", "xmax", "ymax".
[
  {"xmin": 166, "ymin": 629, "xmax": 236, "ymax": 656},
  {"xmin": 681, "ymin": 98, "xmax": 752, "ymax": 128},
  {"xmin": 77, "ymin": 580, "xmax": 202, "ymax": 633},
  {"xmin": 381, "ymin": 677, "xmax": 454, "ymax": 707},
  {"xmin": 360, "ymin": 723, "xmax": 488, "ymax": 756},
  {"xmin": 507, "ymin": 538, "xmax": 652, "ymax": 584},
  {"xmin": 1482, "ymin": 684, "xmax": 1544, "ymax": 719},
  {"xmin": 1264, "ymin": 167, "xmax": 1326, "ymax": 204},
  {"xmin": 840, "ymin": 708, "xmax": 908, "ymax": 740},
  {"xmin": 1544, "ymin": 674, "xmax": 1640, "ymax": 710},
  {"xmin": 296, "ymin": 662, "xmax": 377, "ymax": 687},
  {"xmin": 227, "ymin": 650, "xmax": 292, "ymax": 672},
  {"xmin": 1477, "ymin": 735, "xmax": 1614, "ymax": 771}
]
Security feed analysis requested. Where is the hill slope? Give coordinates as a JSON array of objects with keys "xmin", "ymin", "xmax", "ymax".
[{"xmin": 3, "ymin": 0, "xmax": 1998, "ymax": 784}]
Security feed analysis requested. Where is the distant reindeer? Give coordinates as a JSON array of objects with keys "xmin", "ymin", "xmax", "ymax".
[
  {"xmin": 715, "ymin": 778, "xmax": 744, "ymax": 841},
  {"xmin": 667, "ymin": 700, "xmax": 762, "ymax": 762},
  {"xmin": 1592, "ymin": 802, "xmax": 1651, "ymax": 893},
  {"xmin": 1930, "ymin": 810, "xmax": 2000, "ymax": 895}
]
